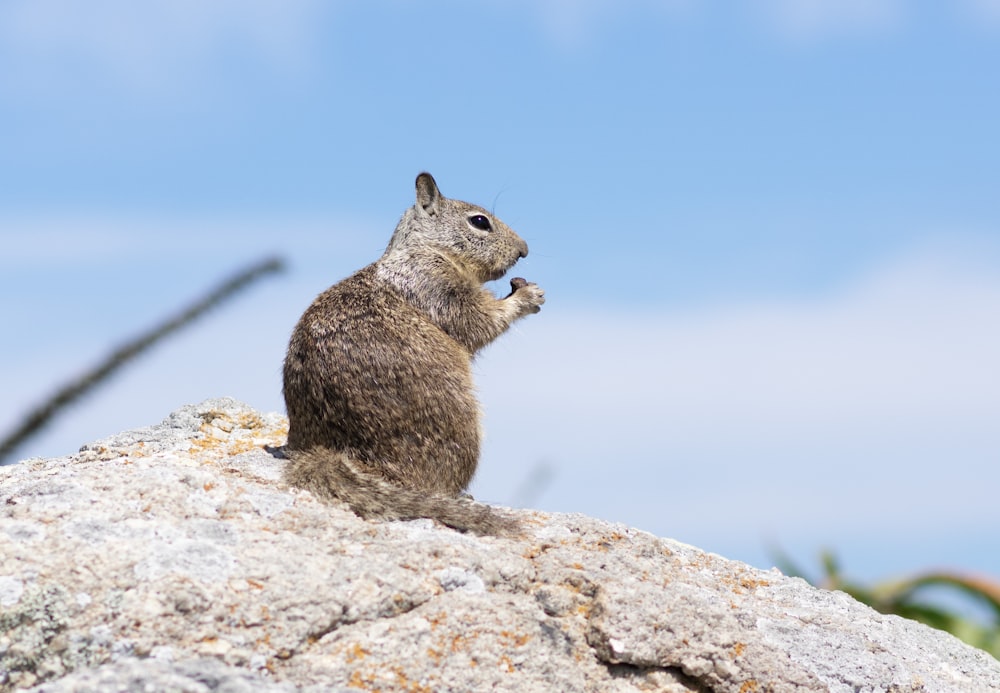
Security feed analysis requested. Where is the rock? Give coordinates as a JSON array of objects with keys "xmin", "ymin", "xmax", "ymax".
[
  {"xmin": 24, "ymin": 657, "xmax": 300, "ymax": 693},
  {"xmin": 1, "ymin": 398, "xmax": 997, "ymax": 692}
]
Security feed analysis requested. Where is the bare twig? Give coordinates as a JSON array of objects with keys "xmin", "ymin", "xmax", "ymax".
[
  {"xmin": 509, "ymin": 459, "xmax": 556, "ymax": 508},
  {"xmin": 0, "ymin": 256, "xmax": 286, "ymax": 465}
]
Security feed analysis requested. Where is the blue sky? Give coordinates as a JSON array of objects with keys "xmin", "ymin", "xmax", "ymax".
[{"xmin": 2, "ymin": 1, "xmax": 999, "ymax": 584}]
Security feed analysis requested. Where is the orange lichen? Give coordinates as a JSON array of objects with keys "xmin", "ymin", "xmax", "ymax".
[
  {"xmin": 500, "ymin": 630, "xmax": 531, "ymax": 648},
  {"xmin": 346, "ymin": 643, "xmax": 368, "ymax": 662},
  {"xmin": 720, "ymin": 571, "xmax": 771, "ymax": 595},
  {"xmin": 450, "ymin": 632, "xmax": 480, "ymax": 653},
  {"xmin": 346, "ymin": 670, "xmax": 372, "ymax": 690},
  {"xmin": 740, "ymin": 575, "xmax": 770, "ymax": 590}
]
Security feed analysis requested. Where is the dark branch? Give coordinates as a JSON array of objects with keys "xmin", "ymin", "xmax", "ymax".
[{"xmin": 0, "ymin": 256, "xmax": 286, "ymax": 465}]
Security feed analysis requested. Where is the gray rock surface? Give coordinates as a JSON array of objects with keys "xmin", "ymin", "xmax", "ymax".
[{"xmin": 1, "ymin": 398, "xmax": 997, "ymax": 692}]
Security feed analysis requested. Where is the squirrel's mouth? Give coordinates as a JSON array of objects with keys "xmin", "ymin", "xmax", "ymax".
[{"xmin": 487, "ymin": 256, "xmax": 522, "ymax": 282}]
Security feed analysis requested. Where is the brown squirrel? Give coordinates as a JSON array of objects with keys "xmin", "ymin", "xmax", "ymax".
[{"xmin": 282, "ymin": 173, "xmax": 544, "ymax": 534}]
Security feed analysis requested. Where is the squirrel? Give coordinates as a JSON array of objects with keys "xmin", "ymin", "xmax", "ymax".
[{"xmin": 282, "ymin": 173, "xmax": 544, "ymax": 535}]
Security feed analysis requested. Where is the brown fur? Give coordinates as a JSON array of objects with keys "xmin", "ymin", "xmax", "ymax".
[{"xmin": 282, "ymin": 173, "xmax": 544, "ymax": 534}]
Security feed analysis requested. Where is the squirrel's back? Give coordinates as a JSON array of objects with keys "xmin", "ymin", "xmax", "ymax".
[{"xmin": 284, "ymin": 263, "xmax": 480, "ymax": 496}]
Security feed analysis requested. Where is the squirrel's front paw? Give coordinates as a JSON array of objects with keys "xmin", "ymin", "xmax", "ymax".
[{"xmin": 508, "ymin": 277, "xmax": 545, "ymax": 315}]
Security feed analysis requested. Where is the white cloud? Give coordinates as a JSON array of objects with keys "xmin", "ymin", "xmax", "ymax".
[
  {"xmin": 751, "ymin": 0, "xmax": 905, "ymax": 42},
  {"xmin": 511, "ymin": 0, "xmax": 908, "ymax": 48},
  {"xmin": 963, "ymin": 0, "xmax": 1000, "ymax": 23},
  {"xmin": 476, "ymin": 240, "xmax": 1000, "ymax": 550},
  {"xmin": 0, "ymin": 216, "xmax": 376, "ymax": 270},
  {"xmin": 490, "ymin": 242, "xmax": 999, "ymax": 440},
  {"xmin": 507, "ymin": 0, "xmax": 692, "ymax": 50},
  {"xmin": 0, "ymin": 0, "xmax": 327, "ymax": 94}
]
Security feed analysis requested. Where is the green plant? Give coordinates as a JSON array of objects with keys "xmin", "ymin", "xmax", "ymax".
[{"xmin": 774, "ymin": 549, "xmax": 1000, "ymax": 660}]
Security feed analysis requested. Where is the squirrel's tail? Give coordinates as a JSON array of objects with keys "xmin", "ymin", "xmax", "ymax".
[{"xmin": 284, "ymin": 448, "xmax": 521, "ymax": 536}]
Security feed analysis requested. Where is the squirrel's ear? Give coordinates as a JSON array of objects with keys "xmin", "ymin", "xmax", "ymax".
[{"xmin": 415, "ymin": 172, "xmax": 441, "ymax": 215}]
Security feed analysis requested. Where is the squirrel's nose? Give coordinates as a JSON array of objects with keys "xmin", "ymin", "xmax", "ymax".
[{"xmin": 518, "ymin": 239, "xmax": 529, "ymax": 259}]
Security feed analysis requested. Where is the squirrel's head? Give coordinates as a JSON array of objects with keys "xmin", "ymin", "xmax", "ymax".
[{"xmin": 385, "ymin": 173, "xmax": 529, "ymax": 284}]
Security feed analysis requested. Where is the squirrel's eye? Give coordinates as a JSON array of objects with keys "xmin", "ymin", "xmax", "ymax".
[{"xmin": 468, "ymin": 215, "xmax": 492, "ymax": 231}]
